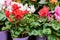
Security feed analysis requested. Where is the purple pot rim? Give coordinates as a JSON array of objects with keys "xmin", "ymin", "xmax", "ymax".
[
  {"xmin": 36, "ymin": 35, "xmax": 47, "ymax": 37},
  {"xmin": 13, "ymin": 36, "xmax": 29, "ymax": 39},
  {"xmin": 0, "ymin": 30, "xmax": 7, "ymax": 32}
]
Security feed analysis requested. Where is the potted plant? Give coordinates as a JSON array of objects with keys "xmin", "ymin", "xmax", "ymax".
[
  {"xmin": 11, "ymin": 13, "xmax": 40, "ymax": 40},
  {"xmin": 0, "ymin": 10, "xmax": 9, "ymax": 40},
  {"xmin": 1, "ymin": 2, "xmax": 36, "ymax": 40},
  {"xmin": 2, "ymin": 12, "xmax": 40, "ymax": 40},
  {"xmin": 0, "ymin": 0, "xmax": 13, "ymax": 39},
  {"xmin": 23, "ymin": 13, "xmax": 48, "ymax": 40},
  {"xmin": 47, "ymin": 5, "xmax": 60, "ymax": 40},
  {"xmin": 32, "ymin": 5, "xmax": 51, "ymax": 40},
  {"xmin": 22, "ymin": 13, "xmax": 41, "ymax": 40},
  {"xmin": 36, "ymin": 2, "xmax": 60, "ymax": 40}
]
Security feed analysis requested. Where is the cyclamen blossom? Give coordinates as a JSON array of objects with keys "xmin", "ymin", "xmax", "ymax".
[
  {"xmin": 0, "ymin": 0, "xmax": 4, "ymax": 5},
  {"xmin": 6, "ymin": 5, "xmax": 12, "ymax": 12},
  {"xmin": 11, "ymin": 2, "xmax": 35, "ymax": 13},
  {"xmin": 48, "ymin": 11, "xmax": 54, "ymax": 21},
  {"xmin": 4, "ymin": 0, "xmax": 12, "ymax": 6},
  {"xmin": 0, "ymin": 0, "xmax": 12, "ymax": 10},
  {"xmin": 5, "ymin": 4, "xmax": 28, "ymax": 22},
  {"xmin": 27, "ymin": 5, "xmax": 35, "ymax": 13},
  {"xmin": 0, "ymin": 0, "xmax": 5, "ymax": 10},
  {"xmin": 12, "ymin": 4, "xmax": 20, "ymax": 10},
  {"xmin": 11, "ymin": 2, "xmax": 21, "ymax": 7},
  {"xmin": 5, "ymin": 2, "xmax": 36, "ymax": 22},
  {"xmin": 19, "ymin": 3, "xmax": 35, "ymax": 13},
  {"xmin": 20, "ymin": 4, "xmax": 28, "ymax": 11},
  {"xmin": 5, "ymin": 10, "xmax": 10, "ymax": 17},
  {"xmin": 5, "ymin": 10, "xmax": 13, "ymax": 22},
  {"xmin": 38, "ymin": 6, "xmax": 49, "ymax": 17},
  {"xmin": 38, "ymin": 6, "xmax": 53, "ymax": 21},
  {"xmin": 54, "ymin": 6, "xmax": 60, "ymax": 22}
]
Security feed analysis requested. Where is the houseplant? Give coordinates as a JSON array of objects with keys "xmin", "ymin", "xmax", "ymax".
[
  {"xmin": 1, "ymin": 2, "xmax": 37, "ymax": 40},
  {"xmin": 36, "ymin": 1, "xmax": 60, "ymax": 39},
  {"xmin": 0, "ymin": 10, "xmax": 8, "ymax": 40},
  {"xmin": 0, "ymin": 0, "xmax": 13, "ymax": 40},
  {"xmin": 21, "ymin": 6, "xmax": 50, "ymax": 40},
  {"xmin": 1, "ymin": 0, "xmax": 60, "ymax": 40}
]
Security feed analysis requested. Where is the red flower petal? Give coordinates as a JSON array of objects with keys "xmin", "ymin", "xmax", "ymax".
[
  {"xmin": 19, "ymin": 15, "xmax": 24, "ymax": 19},
  {"xmin": 5, "ymin": 10, "xmax": 10, "ymax": 17},
  {"xmin": 15, "ymin": 15, "xmax": 19, "ymax": 20},
  {"xmin": 38, "ymin": 6, "xmax": 49, "ymax": 17},
  {"xmin": 23, "ymin": 10, "xmax": 28, "ymax": 15},
  {"xmin": 12, "ymin": 4, "xmax": 19, "ymax": 10}
]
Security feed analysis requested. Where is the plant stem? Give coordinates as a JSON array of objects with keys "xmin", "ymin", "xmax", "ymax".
[{"xmin": 15, "ymin": 23, "xmax": 17, "ymax": 30}]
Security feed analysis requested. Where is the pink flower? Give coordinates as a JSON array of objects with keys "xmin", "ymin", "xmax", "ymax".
[
  {"xmin": 54, "ymin": 6, "xmax": 60, "ymax": 22},
  {"xmin": 4, "ymin": 0, "xmax": 12, "ymax": 6},
  {"xmin": 55, "ymin": 13, "xmax": 60, "ymax": 22},
  {"xmin": 48, "ymin": 11, "xmax": 54, "ymax": 21}
]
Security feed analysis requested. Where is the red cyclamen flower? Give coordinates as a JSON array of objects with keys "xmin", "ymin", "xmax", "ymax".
[
  {"xmin": 5, "ymin": 10, "xmax": 10, "ymax": 17},
  {"xmin": 5, "ymin": 4, "xmax": 28, "ymax": 22},
  {"xmin": 12, "ymin": 4, "xmax": 20, "ymax": 10},
  {"xmin": 5, "ymin": 10, "xmax": 13, "ymax": 22},
  {"xmin": 38, "ymin": 6, "xmax": 49, "ymax": 17}
]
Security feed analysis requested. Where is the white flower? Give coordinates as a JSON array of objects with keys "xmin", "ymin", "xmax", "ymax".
[
  {"xmin": 11, "ymin": 2, "xmax": 16, "ymax": 5},
  {"xmin": 28, "ymin": 5, "xmax": 35, "ymax": 13},
  {"xmin": 0, "ymin": 0, "xmax": 4, "ymax": 10},
  {"xmin": 6, "ymin": 5, "xmax": 12, "ymax": 12},
  {"xmin": 11, "ymin": 2, "xmax": 20, "ymax": 7},
  {"xmin": 0, "ymin": 4, "xmax": 5, "ymax": 10},
  {"xmin": 19, "ymin": 3, "xmax": 23, "ymax": 7},
  {"xmin": 0, "ymin": 0, "xmax": 4, "ymax": 5},
  {"xmin": 20, "ymin": 3, "xmax": 28, "ymax": 11},
  {"xmin": 2, "ymin": 6, "xmax": 5, "ymax": 9}
]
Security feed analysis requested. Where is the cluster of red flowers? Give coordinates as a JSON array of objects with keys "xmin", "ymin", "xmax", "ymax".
[
  {"xmin": 38, "ymin": 6, "xmax": 49, "ymax": 17},
  {"xmin": 5, "ymin": 4, "xmax": 28, "ymax": 22}
]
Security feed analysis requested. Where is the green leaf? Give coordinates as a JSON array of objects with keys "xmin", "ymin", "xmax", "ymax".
[
  {"xmin": 10, "ymin": 30, "xmax": 14, "ymax": 34},
  {"xmin": 12, "ymin": 34, "xmax": 18, "ymax": 38},
  {"xmin": 0, "ymin": 11, "xmax": 6, "ymax": 21},
  {"xmin": 2, "ymin": 27, "xmax": 7, "ymax": 30},
  {"xmin": 38, "ymin": 30, "xmax": 43, "ymax": 36},
  {"xmin": 38, "ymin": 18, "xmax": 47, "ymax": 23},
  {"xmin": 15, "ymin": 31, "xmax": 20, "ymax": 35},
  {"xmin": 5, "ymin": 21, "xmax": 10, "ymax": 25},
  {"xmin": 53, "ymin": 31, "xmax": 60, "ymax": 36},
  {"xmin": 30, "ymin": 22, "xmax": 40, "ymax": 28},
  {"xmin": 43, "ymin": 28, "xmax": 51, "ymax": 35},
  {"xmin": 29, "ymin": 30, "xmax": 39, "ymax": 36},
  {"xmin": 48, "ymin": 35, "xmax": 56, "ymax": 40},
  {"xmin": 39, "ymin": 0, "xmax": 47, "ymax": 4},
  {"xmin": 0, "ymin": 21, "xmax": 4, "ymax": 25},
  {"xmin": 18, "ymin": 27, "xmax": 24, "ymax": 32}
]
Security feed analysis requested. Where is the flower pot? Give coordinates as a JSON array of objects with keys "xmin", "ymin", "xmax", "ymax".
[
  {"xmin": 28, "ymin": 35, "xmax": 36, "ymax": 40},
  {"xmin": 0, "ymin": 31, "xmax": 8, "ymax": 40},
  {"xmin": 13, "ymin": 36, "xmax": 29, "ymax": 40},
  {"xmin": 36, "ymin": 36, "xmax": 47, "ymax": 40}
]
